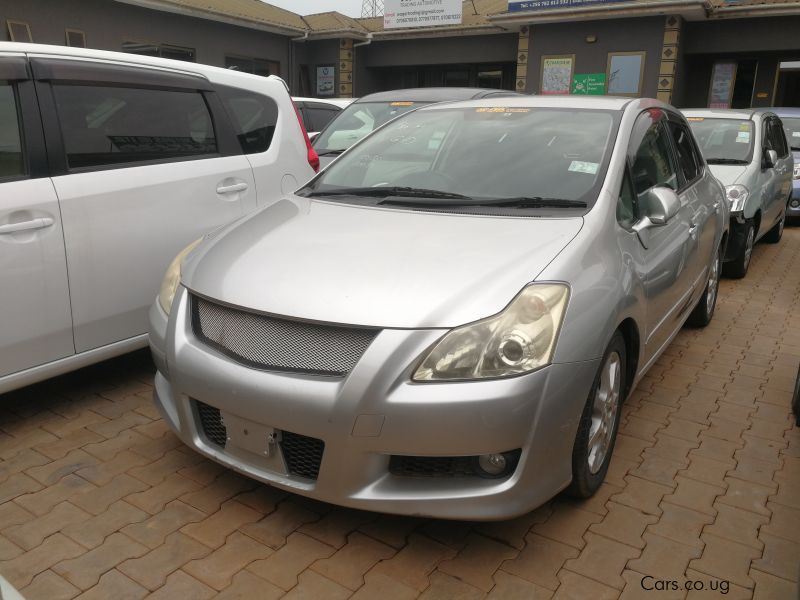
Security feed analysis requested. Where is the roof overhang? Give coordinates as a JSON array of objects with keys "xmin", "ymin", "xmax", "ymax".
[
  {"xmin": 113, "ymin": 0, "xmax": 307, "ymax": 36},
  {"xmin": 707, "ymin": 1, "xmax": 800, "ymax": 18},
  {"xmin": 487, "ymin": 0, "xmax": 709, "ymax": 25},
  {"xmin": 369, "ymin": 25, "xmax": 512, "ymax": 39}
]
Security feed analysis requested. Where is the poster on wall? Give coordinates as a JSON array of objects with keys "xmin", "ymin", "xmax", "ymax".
[
  {"xmin": 607, "ymin": 52, "xmax": 645, "ymax": 96},
  {"xmin": 708, "ymin": 62, "xmax": 736, "ymax": 109},
  {"xmin": 572, "ymin": 73, "xmax": 606, "ymax": 95},
  {"xmin": 384, "ymin": 0, "xmax": 462, "ymax": 29},
  {"xmin": 540, "ymin": 56, "xmax": 574, "ymax": 95},
  {"xmin": 316, "ymin": 66, "xmax": 335, "ymax": 96}
]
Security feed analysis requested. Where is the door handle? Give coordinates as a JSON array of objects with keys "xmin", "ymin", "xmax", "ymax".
[
  {"xmin": 712, "ymin": 201, "xmax": 720, "ymax": 213},
  {"xmin": 216, "ymin": 182, "xmax": 248, "ymax": 194},
  {"xmin": 689, "ymin": 223, "xmax": 698, "ymax": 239},
  {"xmin": 0, "ymin": 217, "xmax": 55, "ymax": 235}
]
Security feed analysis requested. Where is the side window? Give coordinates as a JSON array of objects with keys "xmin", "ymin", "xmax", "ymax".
[
  {"xmin": 668, "ymin": 121, "xmax": 700, "ymax": 184},
  {"xmin": 52, "ymin": 84, "xmax": 217, "ymax": 170},
  {"xmin": 218, "ymin": 87, "xmax": 279, "ymax": 154},
  {"xmin": 628, "ymin": 110, "xmax": 679, "ymax": 197},
  {"xmin": 617, "ymin": 170, "xmax": 637, "ymax": 229},
  {"xmin": 0, "ymin": 83, "xmax": 24, "ymax": 179},
  {"xmin": 771, "ymin": 119, "xmax": 789, "ymax": 158},
  {"xmin": 306, "ymin": 105, "xmax": 338, "ymax": 132}
]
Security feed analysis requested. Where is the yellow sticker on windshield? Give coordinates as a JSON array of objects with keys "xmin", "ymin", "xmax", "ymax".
[
  {"xmin": 475, "ymin": 107, "xmax": 531, "ymax": 113},
  {"xmin": 686, "ymin": 117, "xmax": 704, "ymax": 121},
  {"xmin": 390, "ymin": 101, "xmax": 414, "ymax": 106}
]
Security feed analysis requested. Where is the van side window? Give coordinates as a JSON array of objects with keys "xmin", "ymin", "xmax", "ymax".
[
  {"xmin": 668, "ymin": 121, "xmax": 701, "ymax": 185},
  {"xmin": 628, "ymin": 110, "xmax": 679, "ymax": 197},
  {"xmin": 217, "ymin": 87, "xmax": 279, "ymax": 154},
  {"xmin": 0, "ymin": 83, "xmax": 24, "ymax": 178},
  {"xmin": 769, "ymin": 118, "xmax": 789, "ymax": 158},
  {"xmin": 52, "ymin": 85, "xmax": 217, "ymax": 169}
]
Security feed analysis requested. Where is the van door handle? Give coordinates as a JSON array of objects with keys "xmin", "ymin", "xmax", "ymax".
[
  {"xmin": 0, "ymin": 217, "xmax": 55, "ymax": 235},
  {"xmin": 689, "ymin": 223, "xmax": 698, "ymax": 239},
  {"xmin": 216, "ymin": 182, "xmax": 248, "ymax": 194}
]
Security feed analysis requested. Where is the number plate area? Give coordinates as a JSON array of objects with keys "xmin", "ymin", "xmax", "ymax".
[{"xmin": 220, "ymin": 411, "xmax": 288, "ymax": 475}]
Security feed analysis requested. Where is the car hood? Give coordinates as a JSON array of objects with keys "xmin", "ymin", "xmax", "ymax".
[
  {"xmin": 182, "ymin": 197, "xmax": 583, "ymax": 329},
  {"xmin": 707, "ymin": 164, "xmax": 748, "ymax": 185}
]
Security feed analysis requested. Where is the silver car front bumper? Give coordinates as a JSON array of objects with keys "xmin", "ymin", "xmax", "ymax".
[{"xmin": 150, "ymin": 287, "xmax": 601, "ymax": 520}]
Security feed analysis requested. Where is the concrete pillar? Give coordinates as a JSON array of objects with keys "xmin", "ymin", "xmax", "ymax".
[
  {"xmin": 339, "ymin": 38, "xmax": 354, "ymax": 98},
  {"xmin": 657, "ymin": 15, "xmax": 682, "ymax": 104}
]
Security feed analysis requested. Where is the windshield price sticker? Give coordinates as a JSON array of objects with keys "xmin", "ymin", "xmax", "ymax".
[
  {"xmin": 390, "ymin": 101, "xmax": 414, "ymax": 106},
  {"xmin": 736, "ymin": 131, "xmax": 751, "ymax": 143},
  {"xmin": 686, "ymin": 117, "xmax": 704, "ymax": 122},
  {"xmin": 568, "ymin": 160, "xmax": 599, "ymax": 174}
]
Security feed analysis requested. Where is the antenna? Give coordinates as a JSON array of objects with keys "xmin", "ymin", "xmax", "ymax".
[{"xmin": 360, "ymin": 0, "xmax": 384, "ymax": 17}]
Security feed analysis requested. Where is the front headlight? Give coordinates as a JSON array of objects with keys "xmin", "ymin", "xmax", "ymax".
[
  {"xmin": 725, "ymin": 184, "xmax": 749, "ymax": 213},
  {"xmin": 793, "ymin": 164, "xmax": 800, "ymax": 180},
  {"xmin": 157, "ymin": 238, "xmax": 203, "ymax": 314},
  {"xmin": 413, "ymin": 284, "xmax": 570, "ymax": 381}
]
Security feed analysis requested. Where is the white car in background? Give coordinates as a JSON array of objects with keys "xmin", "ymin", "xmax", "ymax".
[{"xmin": 0, "ymin": 42, "xmax": 317, "ymax": 394}]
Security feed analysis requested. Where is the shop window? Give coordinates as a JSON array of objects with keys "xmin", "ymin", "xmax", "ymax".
[
  {"xmin": 444, "ymin": 69, "xmax": 469, "ymax": 87},
  {"xmin": 122, "ymin": 42, "xmax": 195, "ymax": 62},
  {"xmin": 6, "ymin": 20, "xmax": 32, "ymax": 43},
  {"xmin": 225, "ymin": 56, "xmax": 280, "ymax": 78},
  {"xmin": 477, "ymin": 69, "xmax": 503, "ymax": 89},
  {"xmin": 65, "ymin": 29, "xmax": 86, "ymax": 48},
  {"xmin": 730, "ymin": 60, "xmax": 757, "ymax": 109},
  {"xmin": 607, "ymin": 52, "xmax": 645, "ymax": 97}
]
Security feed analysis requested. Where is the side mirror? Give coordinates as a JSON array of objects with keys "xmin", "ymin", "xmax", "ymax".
[
  {"xmin": 643, "ymin": 186, "xmax": 681, "ymax": 225},
  {"xmin": 764, "ymin": 149, "xmax": 778, "ymax": 169}
]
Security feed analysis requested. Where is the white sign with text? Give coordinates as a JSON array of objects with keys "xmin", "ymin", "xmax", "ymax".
[{"xmin": 384, "ymin": 0, "xmax": 462, "ymax": 29}]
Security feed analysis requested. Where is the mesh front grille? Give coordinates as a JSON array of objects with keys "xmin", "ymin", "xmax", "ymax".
[
  {"xmin": 389, "ymin": 455, "xmax": 477, "ymax": 478},
  {"xmin": 196, "ymin": 401, "xmax": 227, "ymax": 447},
  {"xmin": 280, "ymin": 431, "xmax": 325, "ymax": 480},
  {"xmin": 191, "ymin": 296, "xmax": 378, "ymax": 377}
]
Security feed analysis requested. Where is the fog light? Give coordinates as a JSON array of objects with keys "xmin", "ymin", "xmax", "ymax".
[
  {"xmin": 791, "ymin": 199, "xmax": 800, "ymax": 208},
  {"xmin": 478, "ymin": 453, "xmax": 507, "ymax": 476}
]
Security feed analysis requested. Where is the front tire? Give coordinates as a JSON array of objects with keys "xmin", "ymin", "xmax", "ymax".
[
  {"xmin": 723, "ymin": 219, "xmax": 754, "ymax": 279},
  {"xmin": 567, "ymin": 332, "xmax": 626, "ymax": 499},
  {"xmin": 686, "ymin": 244, "xmax": 721, "ymax": 328}
]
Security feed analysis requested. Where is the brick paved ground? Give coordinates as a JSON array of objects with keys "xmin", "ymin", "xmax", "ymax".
[{"xmin": 1, "ymin": 228, "xmax": 799, "ymax": 600}]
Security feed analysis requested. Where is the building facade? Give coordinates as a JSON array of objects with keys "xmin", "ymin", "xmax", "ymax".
[{"xmin": 2, "ymin": 0, "xmax": 799, "ymax": 108}]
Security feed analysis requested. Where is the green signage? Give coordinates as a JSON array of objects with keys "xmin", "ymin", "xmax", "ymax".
[{"xmin": 572, "ymin": 73, "xmax": 606, "ymax": 95}]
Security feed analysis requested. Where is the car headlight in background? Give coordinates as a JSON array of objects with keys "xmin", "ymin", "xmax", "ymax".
[
  {"xmin": 158, "ymin": 238, "xmax": 203, "ymax": 314},
  {"xmin": 725, "ymin": 184, "xmax": 749, "ymax": 213},
  {"xmin": 793, "ymin": 164, "xmax": 800, "ymax": 180},
  {"xmin": 413, "ymin": 284, "xmax": 570, "ymax": 381}
]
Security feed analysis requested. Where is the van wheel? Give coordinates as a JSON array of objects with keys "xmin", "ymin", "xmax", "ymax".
[
  {"xmin": 763, "ymin": 211, "xmax": 785, "ymax": 244},
  {"xmin": 723, "ymin": 220, "xmax": 754, "ymax": 279},
  {"xmin": 687, "ymin": 244, "xmax": 721, "ymax": 328},
  {"xmin": 567, "ymin": 332, "xmax": 626, "ymax": 498}
]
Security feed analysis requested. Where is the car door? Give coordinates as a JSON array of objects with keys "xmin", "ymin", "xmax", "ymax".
[
  {"xmin": 626, "ymin": 109, "xmax": 698, "ymax": 363},
  {"xmin": 0, "ymin": 56, "xmax": 74, "ymax": 378},
  {"xmin": 666, "ymin": 114, "xmax": 717, "ymax": 291},
  {"xmin": 33, "ymin": 57, "xmax": 254, "ymax": 353},
  {"xmin": 768, "ymin": 116, "xmax": 792, "ymax": 221},
  {"xmin": 760, "ymin": 116, "xmax": 789, "ymax": 230}
]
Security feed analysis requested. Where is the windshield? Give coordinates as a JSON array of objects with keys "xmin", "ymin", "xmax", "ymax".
[
  {"xmin": 781, "ymin": 117, "xmax": 800, "ymax": 151},
  {"xmin": 302, "ymin": 106, "xmax": 619, "ymax": 207},
  {"xmin": 313, "ymin": 101, "xmax": 425, "ymax": 153},
  {"xmin": 686, "ymin": 117, "xmax": 754, "ymax": 164}
]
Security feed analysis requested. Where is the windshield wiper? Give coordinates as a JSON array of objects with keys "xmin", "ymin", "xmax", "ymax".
[
  {"xmin": 305, "ymin": 186, "xmax": 471, "ymax": 200},
  {"xmin": 378, "ymin": 196, "xmax": 587, "ymax": 209},
  {"xmin": 316, "ymin": 149, "xmax": 346, "ymax": 157},
  {"xmin": 705, "ymin": 158, "xmax": 749, "ymax": 165}
]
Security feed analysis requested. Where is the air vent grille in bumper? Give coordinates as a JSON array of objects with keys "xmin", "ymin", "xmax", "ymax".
[
  {"xmin": 196, "ymin": 401, "xmax": 227, "ymax": 447},
  {"xmin": 191, "ymin": 295, "xmax": 378, "ymax": 377},
  {"xmin": 280, "ymin": 431, "xmax": 325, "ymax": 480},
  {"xmin": 389, "ymin": 455, "xmax": 476, "ymax": 478}
]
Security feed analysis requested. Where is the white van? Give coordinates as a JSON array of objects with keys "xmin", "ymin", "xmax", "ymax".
[{"xmin": 0, "ymin": 42, "xmax": 317, "ymax": 394}]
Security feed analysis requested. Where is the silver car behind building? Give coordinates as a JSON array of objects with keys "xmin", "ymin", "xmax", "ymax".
[{"xmin": 150, "ymin": 97, "xmax": 728, "ymax": 520}]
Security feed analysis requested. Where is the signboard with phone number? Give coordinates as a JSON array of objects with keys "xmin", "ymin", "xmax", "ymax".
[{"xmin": 509, "ymin": 0, "xmax": 630, "ymax": 11}]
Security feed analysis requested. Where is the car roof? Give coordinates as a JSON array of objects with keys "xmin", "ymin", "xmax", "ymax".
[
  {"xmin": 293, "ymin": 97, "xmax": 355, "ymax": 107},
  {"xmin": 763, "ymin": 107, "xmax": 800, "ymax": 118},
  {"xmin": 681, "ymin": 108, "xmax": 758, "ymax": 120},
  {"xmin": 418, "ymin": 95, "xmax": 637, "ymax": 111},
  {"xmin": 353, "ymin": 87, "xmax": 523, "ymax": 103}
]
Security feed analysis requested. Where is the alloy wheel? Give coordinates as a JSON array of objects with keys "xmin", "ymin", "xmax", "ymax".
[{"xmin": 587, "ymin": 351, "xmax": 621, "ymax": 474}]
